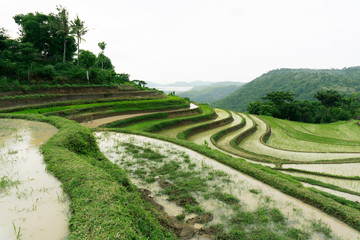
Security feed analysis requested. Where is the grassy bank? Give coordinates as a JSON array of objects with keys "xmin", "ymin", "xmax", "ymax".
[{"xmin": 0, "ymin": 113, "xmax": 174, "ymax": 239}]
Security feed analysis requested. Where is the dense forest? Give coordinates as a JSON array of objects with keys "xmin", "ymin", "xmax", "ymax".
[
  {"xmin": 213, "ymin": 68, "xmax": 360, "ymax": 112},
  {"xmin": 0, "ymin": 6, "xmax": 131, "ymax": 91}
]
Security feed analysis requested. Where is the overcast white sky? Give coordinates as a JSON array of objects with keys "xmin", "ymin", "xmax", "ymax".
[{"xmin": 2, "ymin": 0, "xmax": 360, "ymax": 84}]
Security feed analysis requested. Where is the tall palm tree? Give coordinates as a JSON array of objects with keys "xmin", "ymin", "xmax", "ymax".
[
  {"xmin": 70, "ymin": 15, "xmax": 88, "ymax": 66},
  {"xmin": 98, "ymin": 41, "xmax": 106, "ymax": 71},
  {"xmin": 53, "ymin": 5, "xmax": 70, "ymax": 64}
]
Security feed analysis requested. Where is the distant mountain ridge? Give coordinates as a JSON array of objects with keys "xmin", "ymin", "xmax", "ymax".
[
  {"xmin": 212, "ymin": 67, "xmax": 360, "ymax": 112},
  {"xmin": 147, "ymin": 80, "xmax": 215, "ymax": 88},
  {"xmin": 177, "ymin": 81, "xmax": 244, "ymax": 103}
]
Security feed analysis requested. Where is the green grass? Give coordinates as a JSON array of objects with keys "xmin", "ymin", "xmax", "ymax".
[
  {"xmin": 177, "ymin": 108, "xmax": 232, "ymax": 140},
  {"xmin": 11, "ymin": 96, "xmax": 187, "ymax": 116},
  {"xmin": 119, "ymin": 104, "xmax": 214, "ymax": 132},
  {"xmin": 0, "ymin": 176, "xmax": 20, "ymax": 193}
]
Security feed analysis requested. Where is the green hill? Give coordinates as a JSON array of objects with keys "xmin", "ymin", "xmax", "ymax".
[
  {"xmin": 212, "ymin": 67, "xmax": 360, "ymax": 112},
  {"xmin": 177, "ymin": 81, "xmax": 244, "ymax": 104}
]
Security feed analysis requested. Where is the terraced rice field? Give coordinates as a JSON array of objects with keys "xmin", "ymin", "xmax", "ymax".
[
  {"xmin": 2, "ymin": 87, "xmax": 360, "ymax": 239},
  {"xmin": 96, "ymin": 131, "xmax": 360, "ymax": 240},
  {"xmin": 261, "ymin": 116, "xmax": 360, "ymax": 152},
  {"xmin": 238, "ymin": 116, "xmax": 360, "ymax": 161}
]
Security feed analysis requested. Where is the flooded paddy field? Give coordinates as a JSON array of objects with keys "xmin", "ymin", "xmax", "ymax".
[
  {"xmin": 96, "ymin": 131, "xmax": 360, "ymax": 240},
  {"xmin": 0, "ymin": 119, "xmax": 69, "ymax": 240},
  {"xmin": 239, "ymin": 116, "xmax": 360, "ymax": 161},
  {"xmin": 280, "ymin": 171, "xmax": 360, "ymax": 194},
  {"xmin": 282, "ymin": 163, "xmax": 360, "ymax": 177}
]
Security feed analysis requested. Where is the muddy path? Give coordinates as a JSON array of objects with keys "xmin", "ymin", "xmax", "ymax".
[
  {"xmin": 239, "ymin": 115, "xmax": 360, "ymax": 161},
  {"xmin": 159, "ymin": 108, "xmax": 228, "ymax": 138},
  {"xmin": 81, "ymin": 103, "xmax": 198, "ymax": 128},
  {"xmin": 0, "ymin": 119, "xmax": 69, "ymax": 240},
  {"xmin": 96, "ymin": 131, "xmax": 360, "ymax": 240}
]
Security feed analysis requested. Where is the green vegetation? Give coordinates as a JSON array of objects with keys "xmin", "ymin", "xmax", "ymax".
[
  {"xmin": 0, "ymin": 7, "xmax": 132, "ymax": 88},
  {"xmin": 213, "ymin": 67, "xmax": 360, "ymax": 113},
  {"xmin": 11, "ymin": 96, "xmax": 188, "ymax": 116},
  {"xmin": 0, "ymin": 113, "xmax": 174, "ymax": 239},
  {"xmin": 120, "ymin": 104, "xmax": 215, "ymax": 132},
  {"xmin": 248, "ymin": 90, "xmax": 358, "ymax": 123},
  {"xmin": 260, "ymin": 116, "xmax": 360, "ymax": 152},
  {"xmin": 177, "ymin": 109, "xmax": 233, "ymax": 140},
  {"xmin": 0, "ymin": 176, "xmax": 19, "ymax": 193}
]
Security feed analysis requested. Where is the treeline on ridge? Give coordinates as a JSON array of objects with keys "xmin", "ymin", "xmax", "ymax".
[
  {"xmin": 0, "ymin": 6, "xmax": 131, "ymax": 91},
  {"xmin": 247, "ymin": 90, "xmax": 360, "ymax": 123}
]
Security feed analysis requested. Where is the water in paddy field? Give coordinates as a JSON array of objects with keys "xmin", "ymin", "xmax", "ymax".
[
  {"xmin": 0, "ymin": 119, "xmax": 69, "ymax": 240},
  {"xmin": 96, "ymin": 131, "xmax": 360, "ymax": 240}
]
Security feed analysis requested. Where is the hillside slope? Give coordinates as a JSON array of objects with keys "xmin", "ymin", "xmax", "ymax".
[
  {"xmin": 177, "ymin": 82, "xmax": 244, "ymax": 104},
  {"xmin": 213, "ymin": 67, "xmax": 360, "ymax": 112}
]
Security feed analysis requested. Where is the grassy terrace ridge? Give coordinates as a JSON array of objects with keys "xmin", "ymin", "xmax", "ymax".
[
  {"xmin": 275, "ymin": 167, "xmax": 360, "ymax": 180},
  {"xmin": 177, "ymin": 109, "xmax": 233, "ymax": 140},
  {"xmin": 291, "ymin": 176, "xmax": 360, "ymax": 197},
  {"xmin": 210, "ymin": 112, "xmax": 246, "ymax": 143},
  {"xmin": 0, "ymin": 83, "xmax": 139, "ymax": 94},
  {"xmin": 9, "ymin": 96, "xmax": 188, "ymax": 116},
  {"xmin": 101, "ymin": 106, "xmax": 201, "ymax": 128},
  {"xmin": 261, "ymin": 116, "xmax": 360, "ymax": 149},
  {"xmin": 119, "ymin": 104, "xmax": 215, "ymax": 132},
  {"xmin": 222, "ymin": 115, "xmax": 360, "ymax": 165},
  {"xmin": 106, "ymin": 127, "xmax": 360, "ymax": 232},
  {"xmin": 0, "ymin": 113, "xmax": 174, "ymax": 239},
  {"xmin": 0, "ymin": 95, "xmax": 165, "ymax": 113}
]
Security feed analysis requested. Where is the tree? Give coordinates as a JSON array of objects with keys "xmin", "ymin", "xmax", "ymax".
[
  {"xmin": 314, "ymin": 90, "xmax": 343, "ymax": 107},
  {"xmin": 52, "ymin": 5, "xmax": 70, "ymax": 63},
  {"xmin": 70, "ymin": 15, "xmax": 88, "ymax": 66},
  {"xmin": 19, "ymin": 42, "xmax": 37, "ymax": 81},
  {"xmin": 262, "ymin": 91, "xmax": 295, "ymax": 106},
  {"xmin": 13, "ymin": 13, "xmax": 51, "ymax": 59},
  {"xmin": 98, "ymin": 41, "xmax": 106, "ymax": 71},
  {"xmin": 0, "ymin": 28, "xmax": 8, "ymax": 53},
  {"xmin": 79, "ymin": 50, "xmax": 96, "ymax": 83}
]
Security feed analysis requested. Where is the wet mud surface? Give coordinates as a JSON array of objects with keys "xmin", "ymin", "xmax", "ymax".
[{"xmin": 0, "ymin": 119, "xmax": 69, "ymax": 240}]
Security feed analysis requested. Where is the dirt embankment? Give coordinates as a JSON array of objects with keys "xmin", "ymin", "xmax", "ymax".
[{"xmin": 0, "ymin": 89, "xmax": 161, "ymax": 109}]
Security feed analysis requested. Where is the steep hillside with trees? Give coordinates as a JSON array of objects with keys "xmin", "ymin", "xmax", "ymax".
[{"xmin": 213, "ymin": 67, "xmax": 360, "ymax": 112}]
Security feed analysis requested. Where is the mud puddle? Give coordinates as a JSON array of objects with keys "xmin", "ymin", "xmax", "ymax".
[
  {"xmin": 96, "ymin": 131, "xmax": 360, "ymax": 240},
  {"xmin": 0, "ymin": 119, "xmax": 69, "ymax": 240}
]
